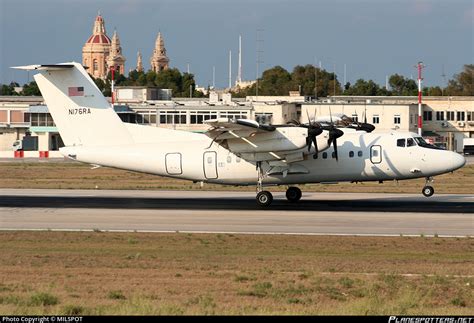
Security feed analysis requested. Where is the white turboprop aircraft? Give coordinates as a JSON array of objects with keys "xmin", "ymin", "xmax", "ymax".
[{"xmin": 13, "ymin": 63, "xmax": 466, "ymax": 206}]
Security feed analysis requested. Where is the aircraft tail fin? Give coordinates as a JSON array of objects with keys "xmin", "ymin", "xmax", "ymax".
[{"xmin": 15, "ymin": 63, "xmax": 133, "ymax": 147}]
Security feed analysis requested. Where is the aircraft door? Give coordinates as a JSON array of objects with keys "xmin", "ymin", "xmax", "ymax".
[
  {"xmin": 370, "ymin": 145, "xmax": 382, "ymax": 164},
  {"xmin": 203, "ymin": 151, "xmax": 218, "ymax": 179},
  {"xmin": 165, "ymin": 153, "xmax": 182, "ymax": 175}
]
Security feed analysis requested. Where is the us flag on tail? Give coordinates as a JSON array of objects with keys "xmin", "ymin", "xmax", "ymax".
[{"xmin": 68, "ymin": 86, "xmax": 84, "ymax": 96}]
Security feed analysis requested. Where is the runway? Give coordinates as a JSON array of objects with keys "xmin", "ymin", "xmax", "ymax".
[{"xmin": 0, "ymin": 189, "xmax": 473, "ymax": 237}]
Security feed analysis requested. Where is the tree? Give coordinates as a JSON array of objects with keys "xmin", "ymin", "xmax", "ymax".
[
  {"xmin": 155, "ymin": 68, "xmax": 182, "ymax": 94},
  {"xmin": 389, "ymin": 74, "xmax": 417, "ymax": 96},
  {"xmin": 0, "ymin": 84, "xmax": 17, "ymax": 95},
  {"xmin": 21, "ymin": 81, "xmax": 41, "ymax": 96},
  {"xmin": 343, "ymin": 79, "xmax": 389, "ymax": 96},
  {"xmin": 446, "ymin": 64, "xmax": 473, "ymax": 96},
  {"xmin": 258, "ymin": 66, "xmax": 292, "ymax": 95}
]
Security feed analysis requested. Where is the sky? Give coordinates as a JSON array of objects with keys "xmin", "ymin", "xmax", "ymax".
[{"xmin": 0, "ymin": 0, "xmax": 472, "ymax": 88}]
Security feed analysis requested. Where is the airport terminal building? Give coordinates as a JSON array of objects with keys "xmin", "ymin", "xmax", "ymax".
[{"xmin": 0, "ymin": 90, "xmax": 472, "ymax": 158}]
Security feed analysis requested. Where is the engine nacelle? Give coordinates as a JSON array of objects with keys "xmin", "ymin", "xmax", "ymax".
[{"xmin": 227, "ymin": 126, "xmax": 331, "ymax": 155}]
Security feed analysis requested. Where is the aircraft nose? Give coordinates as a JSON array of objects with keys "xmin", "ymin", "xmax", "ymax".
[{"xmin": 451, "ymin": 152, "xmax": 466, "ymax": 171}]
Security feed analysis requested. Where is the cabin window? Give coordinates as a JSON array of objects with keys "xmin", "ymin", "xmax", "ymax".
[
  {"xmin": 349, "ymin": 151, "xmax": 354, "ymax": 158},
  {"xmin": 207, "ymin": 157, "xmax": 213, "ymax": 164},
  {"xmin": 332, "ymin": 152, "xmax": 336, "ymax": 159},
  {"xmin": 236, "ymin": 156, "xmax": 241, "ymax": 163},
  {"xmin": 322, "ymin": 152, "xmax": 328, "ymax": 159},
  {"xmin": 226, "ymin": 156, "xmax": 232, "ymax": 163},
  {"xmin": 358, "ymin": 150, "xmax": 363, "ymax": 157},
  {"xmin": 397, "ymin": 139, "xmax": 406, "ymax": 147},
  {"xmin": 407, "ymin": 138, "xmax": 416, "ymax": 147}
]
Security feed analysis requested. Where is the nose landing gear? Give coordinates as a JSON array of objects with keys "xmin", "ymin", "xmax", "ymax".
[
  {"xmin": 422, "ymin": 177, "xmax": 435, "ymax": 197},
  {"xmin": 255, "ymin": 162, "xmax": 273, "ymax": 207},
  {"xmin": 256, "ymin": 190, "xmax": 273, "ymax": 206}
]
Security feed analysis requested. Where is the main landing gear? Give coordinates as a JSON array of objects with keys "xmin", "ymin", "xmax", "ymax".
[
  {"xmin": 422, "ymin": 177, "xmax": 435, "ymax": 197},
  {"xmin": 255, "ymin": 162, "xmax": 303, "ymax": 206},
  {"xmin": 286, "ymin": 186, "xmax": 302, "ymax": 202},
  {"xmin": 256, "ymin": 187, "xmax": 303, "ymax": 207}
]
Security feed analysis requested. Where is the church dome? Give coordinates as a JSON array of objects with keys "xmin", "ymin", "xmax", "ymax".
[
  {"xmin": 86, "ymin": 34, "xmax": 111, "ymax": 44},
  {"xmin": 84, "ymin": 14, "xmax": 111, "ymax": 45}
]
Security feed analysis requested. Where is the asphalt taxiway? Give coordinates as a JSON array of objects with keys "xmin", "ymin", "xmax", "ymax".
[{"xmin": 1, "ymin": 189, "xmax": 472, "ymax": 237}]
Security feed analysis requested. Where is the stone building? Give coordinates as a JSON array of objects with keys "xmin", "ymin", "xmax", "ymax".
[
  {"xmin": 136, "ymin": 51, "xmax": 144, "ymax": 72},
  {"xmin": 106, "ymin": 29, "xmax": 126, "ymax": 75},
  {"xmin": 82, "ymin": 13, "xmax": 126, "ymax": 79},
  {"xmin": 150, "ymin": 32, "xmax": 169, "ymax": 73}
]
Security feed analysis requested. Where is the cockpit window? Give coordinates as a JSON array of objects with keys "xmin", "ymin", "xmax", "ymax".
[
  {"xmin": 397, "ymin": 139, "xmax": 405, "ymax": 147},
  {"xmin": 414, "ymin": 137, "xmax": 444, "ymax": 150},
  {"xmin": 407, "ymin": 138, "xmax": 416, "ymax": 147},
  {"xmin": 414, "ymin": 137, "xmax": 427, "ymax": 146}
]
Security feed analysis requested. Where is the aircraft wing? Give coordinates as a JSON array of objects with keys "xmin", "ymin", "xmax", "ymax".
[{"xmin": 204, "ymin": 118, "xmax": 276, "ymax": 140}]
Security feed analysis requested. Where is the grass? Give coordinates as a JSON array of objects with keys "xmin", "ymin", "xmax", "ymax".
[
  {"xmin": 0, "ymin": 231, "xmax": 472, "ymax": 315},
  {"xmin": 0, "ymin": 161, "xmax": 472, "ymax": 193}
]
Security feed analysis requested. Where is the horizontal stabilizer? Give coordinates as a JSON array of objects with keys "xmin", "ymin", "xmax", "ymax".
[{"xmin": 11, "ymin": 64, "xmax": 75, "ymax": 71}]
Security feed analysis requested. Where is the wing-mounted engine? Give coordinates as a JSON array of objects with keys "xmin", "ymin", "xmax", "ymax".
[{"xmin": 204, "ymin": 118, "xmax": 332, "ymax": 163}]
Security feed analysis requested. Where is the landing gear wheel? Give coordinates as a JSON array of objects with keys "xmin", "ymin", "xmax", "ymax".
[
  {"xmin": 256, "ymin": 191, "xmax": 273, "ymax": 207},
  {"xmin": 422, "ymin": 186, "xmax": 434, "ymax": 197},
  {"xmin": 286, "ymin": 187, "xmax": 302, "ymax": 202}
]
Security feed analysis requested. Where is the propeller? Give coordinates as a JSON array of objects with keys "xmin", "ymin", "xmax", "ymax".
[
  {"xmin": 302, "ymin": 109, "xmax": 323, "ymax": 159},
  {"xmin": 356, "ymin": 105, "xmax": 375, "ymax": 132},
  {"xmin": 326, "ymin": 106, "xmax": 344, "ymax": 161}
]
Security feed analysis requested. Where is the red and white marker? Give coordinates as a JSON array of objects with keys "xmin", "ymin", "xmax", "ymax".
[
  {"xmin": 416, "ymin": 62, "xmax": 425, "ymax": 136},
  {"xmin": 110, "ymin": 66, "xmax": 115, "ymax": 106}
]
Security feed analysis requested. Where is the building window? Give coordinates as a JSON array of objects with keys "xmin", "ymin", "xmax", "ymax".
[
  {"xmin": 423, "ymin": 111, "xmax": 432, "ymax": 121},
  {"xmin": 394, "ymin": 115, "xmax": 401, "ymax": 124},
  {"xmin": 467, "ymin": 111, "xmax": 473, "ymax": 122},
  {"xmin": 220, "ymin": 111, "xmax": 248, "ymax": 120},
  {"xmin": 447, "ymin": 111, "xmax": 455, "ymax": 121},
  {"xmin": 349, "ymin": 151, "xmax": 354, "ymax": 158},
  {"xmin": 255, "ymin": 113, "xmax": 273, "ymax": 125},
  {"xmin": 352, "ymin": 114, "xmax": 358, "ymax": 123},
  {"xmin": 137, "ymin": 110, "xmax": 158, "ymax": 124},
  {"xmin": 457, "ymin": 111, "xmax": 465, "ymax": 121},
  {"xmin": 93, "ymin": 59, "xmax": 98, "ymax": 71},
  {"xmin": 372, "ymin": 115, "xmax": 379, "ymax": 124},
  {"xmin": 30, "ymin": 113, "xmax": 55, "ymax": 127},
  {"xmin": 159, "ymin": 110, "xmax": 186, "ymax": 124},
  {"xmin": 190, "ymin": 111, "xmax": 217, "ymax": 124},
  {"xmin": 436, "ymin": 111, "xmax": 445, "ymax": 121}
]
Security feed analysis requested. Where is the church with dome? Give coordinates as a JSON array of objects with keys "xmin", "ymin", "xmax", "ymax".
[{"xmin": 82, "ymin": 13, "xmax": 169, "ymax": 79}]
